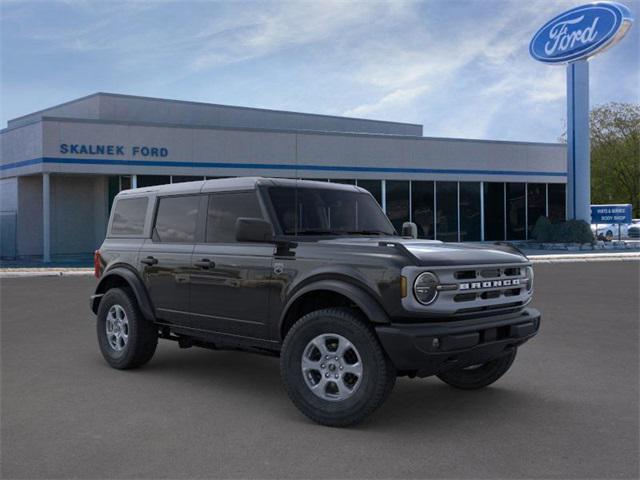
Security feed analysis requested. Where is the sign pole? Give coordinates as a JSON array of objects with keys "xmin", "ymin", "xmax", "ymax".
[
  {"xmin": 566, "ymin": 59, "xmax": 590, "ymax": 223},
  {"xmin": 530, "ymin": 3, "xmax": 633, "ymax": 224}
]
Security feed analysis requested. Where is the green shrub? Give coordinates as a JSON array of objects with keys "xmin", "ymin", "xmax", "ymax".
[
  {"xmin": 531, "ymin": 217, "xmax": 594, "ymax": 244},
  {"xmin": 532, "ymin": 216, "xmax": 553, "ymax": 242},
  {"xmin": 552, "ymin": 219, "xmax": 594, "ymax": 244}
]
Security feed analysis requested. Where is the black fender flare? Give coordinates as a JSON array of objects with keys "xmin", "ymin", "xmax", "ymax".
[
  {"xmin": 91, "ymin": 266, "xmax": 156, "ymax": 321},
  {"xmin": 279, "ymin": 279, "xmax": 390, "ymax": 334}
]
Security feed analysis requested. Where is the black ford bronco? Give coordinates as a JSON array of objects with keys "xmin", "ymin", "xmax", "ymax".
[{"xmin": 91, "ymin": 177, "xmax": 540, "ymax": 426}]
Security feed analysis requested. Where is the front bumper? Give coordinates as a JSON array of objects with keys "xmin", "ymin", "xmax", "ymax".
[{"xmin": 375, "ymin": 308, "xmax": 541, "ymax": 377}]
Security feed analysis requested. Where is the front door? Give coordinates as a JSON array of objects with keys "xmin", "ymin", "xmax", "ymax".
[
  {"xmin": 189, "ymin": 191, "xmax": 274, "ymax": 340},
  {"xmin": 139, "ymin": 194, "xmax": 202, "ymax": 324}
]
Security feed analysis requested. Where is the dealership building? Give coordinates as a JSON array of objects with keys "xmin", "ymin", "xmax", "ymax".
[{"xmin": 0, "ymin": 92, "xmax": 567, "ymax": 260}]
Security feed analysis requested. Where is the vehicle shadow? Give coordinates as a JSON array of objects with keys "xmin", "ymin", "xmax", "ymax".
[{"xmin": 130, "ymin": 344, "xmax": 542, "ymax": 431}]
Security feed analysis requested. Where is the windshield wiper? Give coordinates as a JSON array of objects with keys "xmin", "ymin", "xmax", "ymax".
[
  {"xmin": 345, "ymin": 230, "xmax": 390, "ymax": 236},
  {"xmin": 284, "ymin": 229, "xmax": 343, "ymax": 235}
]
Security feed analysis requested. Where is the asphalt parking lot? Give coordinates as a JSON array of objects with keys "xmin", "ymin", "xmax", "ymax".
[{"xmin": 1, "ymin": 261, "xmax": 638, "ymax": 479}]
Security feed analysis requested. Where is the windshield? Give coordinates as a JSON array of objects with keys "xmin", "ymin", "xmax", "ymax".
[{"xmin": 268, "ymin": 186, "xmax": 396, "ymax": 236}]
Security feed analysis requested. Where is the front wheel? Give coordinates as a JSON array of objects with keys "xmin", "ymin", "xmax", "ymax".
[
  {"xmin": 280, "ymin": 308, "xmax": 396, "ymax": 427},
  {"xmin": 436, "ymin": 348, "xmax": 517, "ymax": 390}
]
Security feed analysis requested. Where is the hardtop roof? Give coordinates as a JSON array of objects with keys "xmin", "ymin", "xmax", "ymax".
[{"xmin": 116, "ymin": 176, "xmax": 365, "ymax": 198}]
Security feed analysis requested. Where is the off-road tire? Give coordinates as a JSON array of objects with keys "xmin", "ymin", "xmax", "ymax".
[
  {"xmin": 96, "ymin": 288, "xmax": 158, "ymax": 369},
  {"xmin": 436, "ymin": 348, "xmax": 517, "ymax": 390},
  {"xmin": 280, "ymin": 307, "xmax": 396, "ymax": 427}
]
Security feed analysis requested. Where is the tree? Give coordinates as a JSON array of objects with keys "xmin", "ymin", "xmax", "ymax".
[{"xmin": 590, "ymin": 103, "xmax": 640, "ymax": 217}]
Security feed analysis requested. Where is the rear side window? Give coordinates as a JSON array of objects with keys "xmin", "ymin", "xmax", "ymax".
[
  {"xmin": 153, "ymin": 195, "xmax": 200, "ymax": 243},
  {"xmin": 110, "ymin": 197, "xmax": 148, "ymax": 236},
  {"xmin": 206, "ymin": 192, "xmax": 263, "ymax": 243}
]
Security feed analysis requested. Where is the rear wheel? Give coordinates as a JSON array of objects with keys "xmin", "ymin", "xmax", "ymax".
[
  {"xmin": 96, "ymin": 288, "xmax": 158, "ymax": 369},
  {"xmin": 436, "ymin": 348, "xmax": 517, "ymax": 390},
  {"xmin": 280, "ymin": 308, "xmax": 395, "ymax": 427}
]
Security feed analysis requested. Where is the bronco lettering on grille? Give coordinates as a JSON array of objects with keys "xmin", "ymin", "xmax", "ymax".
[{"xmin": 459, "ymin": 279, "xmax": 520, "ymax": 290}]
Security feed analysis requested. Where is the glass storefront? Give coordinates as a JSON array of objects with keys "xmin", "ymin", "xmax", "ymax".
[
  {"xmin": 459, "ymin": 182, "xmax": 481, "ymax": 241},
  {"xmin": 548, "ymin": 183, "xmax": 566, "ymax": 222},
  {"xmin": 411, "ymin": 181, "xmax": 435, "ymax": 239},
  {"xmin": 527, "ymin": 183, "xmax": 546, "ymax": 235},
  {"xmin": 110, "ymin": 174, "xmax": 566, "ymax": 242},
  {"xmin": 483, "ymin": 182, "xmax": 505, "ymax": 241},
  {"xmin": 356, "ymin": 180, "xmax": 382, "ymax": 206},
  {"xmin": 436, "ymin": 182, "xmax": 458, "ymax": 242},
  {"xmin": 506, "ymin": 183, "xmax": 526, "ymax": 240},
  {"xmin": 385, "ymin": 181, "xmax": 410, "ymax": 233},
  {"xmin": 137, "ymin": 175, "xmax": 171, "ymax": 188}
]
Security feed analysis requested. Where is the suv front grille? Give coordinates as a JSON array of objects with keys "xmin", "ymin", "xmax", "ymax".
[
  {"xmin": 452, "ymin": 266, "xmax": 523, "ymax": 303},
  {"xmin": 402, "ymin": 263, "xmax": 532, "ymax": 317}
]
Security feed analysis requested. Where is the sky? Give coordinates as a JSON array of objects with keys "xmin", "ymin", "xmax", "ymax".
[{"xmin": 1, "ymin": 0, "xmax": 638, "ymax": 142}]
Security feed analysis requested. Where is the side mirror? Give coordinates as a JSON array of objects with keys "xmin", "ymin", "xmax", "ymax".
[
  {"xmin": 236, "ymin": 217, "xmax": 274, "ymax": 243},
  {"xmin": 402, "ymin": 221, "xmax": 418, "ymax": 239}
]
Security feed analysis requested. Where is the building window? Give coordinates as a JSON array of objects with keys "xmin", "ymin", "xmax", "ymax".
[
  {"xmin": 356, "ymin": 180, "xmax": 382, "ymax": 206},
  {"xmin": 411, "ymin": 181, "xmax": 435, "ymax": 239},
  {"xmin": 138, "ymin": 175, "xmax": 170, "ymax": 187},
  {"xmin": 206, "ymin": 192, "xmax": 263, "ymax": 243},
  {"xmin": 483, "ymin": 182, "xmax": 505, "ymax": 241},
  {"xmin": 507, "ymin": 183, "xmax": 526, "ymax": 240},
  {"xmin": 330, "ymin": 179, "xmax": 356, "ymax": 185},
  {"xmin": 385, "ymin": 181, "xmax": 409, "ymax": 233},
  {"xmin": 460, "ymin": 182, "xmax": 481, "ymax": 241},
  {"xmin": 153, "ymin": 195, "xmax": 200, "ymax": 243},
  {"xmin": 108, "ymin": 177, "xmax": 119, "ymax": 215},
  {"xmin": 548, "ymin": 183, "xmax": 566, "ymax": 222},
  {"xmin": 436, "ymin": 182, "xmax": 458, "ymax": 242},
  {"xmin": 120, "ymin": 176, "xmax": 132, "ymax": 190},
  {"xmin": 527, "ymin": 183, "xmax": 546, "ymax": 235}
]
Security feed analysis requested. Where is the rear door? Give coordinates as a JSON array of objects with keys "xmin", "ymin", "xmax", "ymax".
[
  {"xmin": 189, "ymin": 190, "xmax": 274, "ymax": 339},
  {"xmin": 139, "ymin": 194, "xmax": 204, "ymax": 324}
]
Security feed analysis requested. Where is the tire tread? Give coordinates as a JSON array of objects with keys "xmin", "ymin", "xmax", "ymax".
[{"xmin": 280, "ymin": 307, "xmax": 395, "ymax": 427}]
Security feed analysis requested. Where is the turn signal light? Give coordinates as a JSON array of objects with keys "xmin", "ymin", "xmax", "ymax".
[
  {"xmin": 94, "ymin": 250, "xmax": 103, "ymax": 278},
  {"xmin": 400, "ymin": 276, "xmax": 408, "ymax": 298}
]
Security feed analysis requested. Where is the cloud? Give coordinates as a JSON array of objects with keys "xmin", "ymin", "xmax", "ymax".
[
  {"xmin": 188, "ymin": 1, "xmax": 412, "ymax": 71},
  {"xmin": 344, "ymin": 85, "xmax": 430, "ymax": 117},
  {"xmin": 1, "ymin": 0, "xmax": 636, "ymax": 141}
]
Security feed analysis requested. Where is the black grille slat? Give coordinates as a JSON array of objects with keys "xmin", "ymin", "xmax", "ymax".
[
  {"xmin": 455, "ymin": 270, "xmax": 476, "ymax": 280},
  {"xmin": 480, "ymin": 269, "xmax": 500, "ymax": 278},
  {"xmin": 504, "ymin": 288, "xmax": 521, "ymax": 297},
  {"xmin": 454, "ymin": 293, "xmax": 477, "ymax": 302}
]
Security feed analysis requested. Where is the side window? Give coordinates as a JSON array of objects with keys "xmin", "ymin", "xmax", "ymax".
[
  {"xmin": 206, "ymin": 192, "xmax": 263, "ymax": 243},
  {"xmin": 153, "ymin": 195, "xmax": 200, "ymax": 243},
  {"xmin": 110, "ymin": 197, "xmax": 148, "ymax": 236}
]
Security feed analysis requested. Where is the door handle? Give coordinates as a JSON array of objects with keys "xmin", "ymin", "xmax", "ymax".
[
  {"xmin": 141, "ymin": 256, "xmax": 158, "ymax": 266},
  {"xmin": 194, "ymin": 258, "xmax": 215, "ymax": 269}
]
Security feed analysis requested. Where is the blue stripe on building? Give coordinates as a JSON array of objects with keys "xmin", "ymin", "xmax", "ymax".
[{"xmin": 0, "ymin": 156, "xmax": 568, "ymax": 177}]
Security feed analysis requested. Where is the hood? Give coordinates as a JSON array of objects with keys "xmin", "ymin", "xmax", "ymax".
[{"xmin": 317, "ymin": 237, "xmax": 528, "ymax": 266}]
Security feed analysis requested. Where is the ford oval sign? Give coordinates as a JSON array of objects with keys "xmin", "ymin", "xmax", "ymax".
[{"xmin": 530, "ymin": 2, "xmax": 633, "ymax": 64}]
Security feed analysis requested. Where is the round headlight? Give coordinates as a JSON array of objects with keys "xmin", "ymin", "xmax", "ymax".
[
  {"xmin": 414, "ymin": 272, "xmax": 439, "ymax": 305},
  {"xmin": 525, "ymin": 266, "xmax": 534, "ymax": 292}
]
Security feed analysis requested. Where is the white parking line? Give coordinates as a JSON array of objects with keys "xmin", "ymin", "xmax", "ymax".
[
  {"xmin": 0, "ymin": 269, "xmax": 94, "ymax": 278},
  {"xmin": 529, "ymin": 252, "xmax": 640, "ymax": 263}
]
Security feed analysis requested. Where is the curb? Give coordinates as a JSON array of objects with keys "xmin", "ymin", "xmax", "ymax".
[
  {"xmin": 0, "ymin": 269, "xmax": 93, "ymax": 278},
  {"xmin": 529, "ymin": 252, "xmax": 640, "ymax": 263}
]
